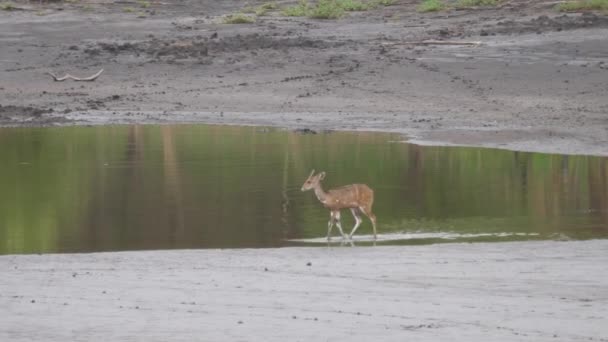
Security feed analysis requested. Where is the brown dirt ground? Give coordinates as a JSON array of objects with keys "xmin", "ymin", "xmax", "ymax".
[{"xmin": 1, "ymin": 0, "xmax": 607, "ymax": 155}]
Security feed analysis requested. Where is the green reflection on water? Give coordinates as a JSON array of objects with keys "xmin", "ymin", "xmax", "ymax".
[{"xmin": 0, "ymin": 125, "xmax": 606, "ymax": 254}]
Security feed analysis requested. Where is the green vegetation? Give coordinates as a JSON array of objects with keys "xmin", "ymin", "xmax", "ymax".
[
  {"xmin": 222, "ymin": 13, "xmax": 256, "ymax": 23},
  {"xmin": 239, "ymin": 1, "xmax": 279, "ymax": 15},
  {"xmin": 282, "ymin": 0, "xmax": 367, "ymax": 19},
  {"xmin": 455, "ymin": 0, "xmax": 498, "ymax": 7},
  {"xmin": 255, "ymin": 1, "xmax": 278, "ymax": 15},
  {"xmin": 138, "ymin": 0, "xmax": 150, "ymax": 8},
  {"xmin": 556, "ymin": 0, "xmax": 608, "ymax": 11},
  {"xmin": 335, "ymin": 0, "xmax": 370, "ymax": 11},
  {"xmin": 123, "ymin": 6, "xmax": 135, "ymax": 12},
  {"xmin": 0, "ymin": 2, "xmax": 15, "ymax": 10},
  {"xmin": 416, "ymin": 0, "xmax": 498, "ymax": 12},
  {"xmin": 373, "ymin": 0, "xmax": 396, "ymax": 5},
  {"xmin": 308, "ymin": 0, "xmax": 346, "ymax": 18},
  {"xmin": 417, "ymin": 0, "xmax": 445, "ymax": 12},
  {"xmin": 280, "ymin": 0, "xmax": 392, "ymax": 19},
  {"xmin": 282, "ymin": 0, "xmax": 311, "ymax": 16}
]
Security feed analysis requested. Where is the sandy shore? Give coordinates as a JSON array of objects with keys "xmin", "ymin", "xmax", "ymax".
[
  {"xmin": 1, "ymin": 1, "xmax": 608, "ymax": 155},
  {"xmin": 2, "ymin": 240, "xmax": 607, "ymax": 341}
]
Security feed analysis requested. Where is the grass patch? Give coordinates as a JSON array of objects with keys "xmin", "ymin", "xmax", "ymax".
[
  {"xmin": 373, "ymin": 0, "xmax": 396, "ymax": 6},
  {"xmin": 556, "ymin": 0, "xmax": 608, "ymax": 11},
  {"xmin": 0, "ymin": 2, "xmax": 15, "ymax": 10},
  {"xmin": 123, "ymin": 6, "xmax": 135, "ymax": 12},
  {"xmin": 240, "ymin": 2, "xmax": 277, "ymax": 15},
  {"xmin": 416, "ymin": 0, "xmax": 445, "ymax": 12},
  {"xmin": 455, "ymin": 0, "xmax": 498, "ymax": 7},
  {"xmin": 308, "ymin": 0, "xmax": 346, "ymax": 18},
  {"xmin": 282, "ymin": 0, "xmax": 311, "ymax": 16},
  {"xmin": 335, "ymin": 0, "xmax": 370, "ymax": 11},
  {"xmin": 255, "ymin": 2, "xmax": 278, "ymax": 15},
  {"xmin": 138, "ymin": 0, "xmax": 150, "ymax": 8},
  {"xmin": 222, "ymin": 13, "xmax": 256, "ymax": 24},
  {"xmin": 281, "ymin": 0, "xmax": 389, "ymax": 19}
]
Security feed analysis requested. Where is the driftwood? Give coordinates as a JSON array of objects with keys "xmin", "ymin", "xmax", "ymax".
[
  {"xmin": 47, "ymin": 69, "xmax": 104, "ymax": 82},
  {"xmin": 385, "ymin": 40, "xmax": 482, "ymax": 46}
]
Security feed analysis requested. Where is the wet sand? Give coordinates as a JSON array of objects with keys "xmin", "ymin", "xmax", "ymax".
[{"xmin": 2, "ymin": 240, "xmax": 607, "ymax": 341}]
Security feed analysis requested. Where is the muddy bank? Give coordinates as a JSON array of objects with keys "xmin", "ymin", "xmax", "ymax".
[
  {"xmin": 1, "ymin": 240, "xmax": 607, "ymax": 341},
  {"xmin": 0, "ymin": 1, "xmax": 607, "ymax": 155},
  {"xmin": 0, "ymin": 104, "xmax": 73, "ymax": 125}
]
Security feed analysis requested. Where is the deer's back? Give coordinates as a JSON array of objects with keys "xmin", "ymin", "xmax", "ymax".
[{"xmin": 325, "ymin": 184, "xmax": 373, "ymax": 209}]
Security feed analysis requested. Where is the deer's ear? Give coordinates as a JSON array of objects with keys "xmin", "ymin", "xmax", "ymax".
[{"xmin": 318, "ymin": 172, "xmax": 326, "ymax": 180}]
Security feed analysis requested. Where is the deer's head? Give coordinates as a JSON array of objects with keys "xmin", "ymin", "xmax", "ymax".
[{"xmin": 301, "ymin": 169, "xmax": 325, "ymax": 192}]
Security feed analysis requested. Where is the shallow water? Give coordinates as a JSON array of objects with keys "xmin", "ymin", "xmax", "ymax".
[{"xmin": 0, "ymin": 125, "xmax": 607, "ymax": 254}]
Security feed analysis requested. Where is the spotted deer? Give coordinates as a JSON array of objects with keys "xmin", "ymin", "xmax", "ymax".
[{"xmin": 301, "ymin": 170, "xmax": 377, "ymax": 240}]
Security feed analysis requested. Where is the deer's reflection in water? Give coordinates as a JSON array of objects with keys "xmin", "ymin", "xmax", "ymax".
[{"xmin": 324, "ymin": 238, "xmax": 378, "ymax": 248}]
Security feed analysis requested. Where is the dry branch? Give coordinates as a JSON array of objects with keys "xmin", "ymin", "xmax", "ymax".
[{"xmin": 47, "ymin": 69, "xmax": 104, "ymax": 82}]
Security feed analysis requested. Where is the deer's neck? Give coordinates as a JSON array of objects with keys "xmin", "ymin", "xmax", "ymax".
[{"xmin": 313, "ymin": 183, "xmax": 329, "ymax": 204}]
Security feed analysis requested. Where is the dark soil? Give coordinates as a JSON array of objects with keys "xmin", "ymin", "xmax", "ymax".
[
  {"xmin": 83, "ymin": 34, "xmax": 346, "ymax": 62},
  {"xmin": 0, "ymin": 105, "xmax": 70, "ymax": 125},
  {"xmin": 487, "ymin": 13, "xmax": 608, "ymax": 35}
]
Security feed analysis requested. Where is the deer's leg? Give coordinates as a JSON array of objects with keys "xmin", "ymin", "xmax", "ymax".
[
  {"xmin": 334, "ymin": 210, "xmax": 347, "ymax": 239},
  {"xmin": 370, "ymin": 213, "xmax": 377, "ymax": 240},
  {"xmin": 360, "ymin": 206, "xmax": 378, "ymax": 240},
  {"xmin": 327, "ymin": 211, "xmax": 335, "ymax": 240},
  {"xmin": 349, "ymin": 207, "xmax": 363, "ymax": 239}
]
